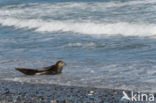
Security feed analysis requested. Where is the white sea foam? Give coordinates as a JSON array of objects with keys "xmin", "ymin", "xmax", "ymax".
[
  {"xmin": 65, "ymin": 42, "xmax": 95, "ymax": 48},
  {"xmin": 0, "ymin": 18, "xmax": 156, "ymax": 37}
]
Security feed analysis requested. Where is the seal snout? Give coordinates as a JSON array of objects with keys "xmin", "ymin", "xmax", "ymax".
[{"xmin": 56, "ymin": 61, "xmax": 67, "ymax": 66}]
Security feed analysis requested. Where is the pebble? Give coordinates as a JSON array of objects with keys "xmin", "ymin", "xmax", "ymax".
[
  {"xmin": 0, "ymin": 90, "xmax": 2, "ymax": 94},
  {"xmin": 88, "ymin": 91, "xmax": 96, "ymax": 95}
]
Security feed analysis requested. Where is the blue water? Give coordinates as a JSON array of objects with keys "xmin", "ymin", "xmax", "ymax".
[{"xmin": 0, "ymin": 0, "xmax": 156, "ymax": 92}]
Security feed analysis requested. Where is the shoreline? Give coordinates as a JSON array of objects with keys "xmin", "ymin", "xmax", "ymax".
[{"xmin": 0, "ymin": 80, "xmax": 155, "ymax": 103}]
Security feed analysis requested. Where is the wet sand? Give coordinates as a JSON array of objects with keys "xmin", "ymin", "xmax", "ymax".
[{"xmin": 0, "ymin": 80, "xmax": 155, "ymax": 103}]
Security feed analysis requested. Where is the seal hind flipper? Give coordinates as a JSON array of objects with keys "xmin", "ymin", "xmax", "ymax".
[{"xmin": 16, "ymin": 68, "xmax": 38, "ymax": 75}]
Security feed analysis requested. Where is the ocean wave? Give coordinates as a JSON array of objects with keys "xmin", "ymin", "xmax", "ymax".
[
  {"xmin": 0, "ymin": 0, "xmax": 156, "ymax": 18},
  {"xmin": 0, "ymin": 18, "xmax": 156, "ymax": 37},
  {"xmin": 63, "ymin": 42, "xmax": 148, "ymax": 50},
  {"xmin": 0, "ymin": 0, "xmax": 156, "ymax": 37},
  {"xmin": 1, "ymin": 0, "xmax": 156, "ymax": 11}
]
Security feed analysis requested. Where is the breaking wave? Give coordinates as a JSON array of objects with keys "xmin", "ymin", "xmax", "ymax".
[{"xmin": 0, "ymin": 18, "xmax": 156, "ymax": 37}]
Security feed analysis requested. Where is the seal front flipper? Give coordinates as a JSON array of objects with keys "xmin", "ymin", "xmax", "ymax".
[{"xmin": 16, "ymin": 68, "xmax": 38, "ymax": 75}]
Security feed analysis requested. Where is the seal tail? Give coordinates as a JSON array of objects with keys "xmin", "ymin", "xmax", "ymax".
[{"xmin": 15, "ymin": 68, "xmax": 38, "ymax": 75}]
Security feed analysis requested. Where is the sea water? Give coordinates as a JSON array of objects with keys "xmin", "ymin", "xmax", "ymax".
[{"xmin": 0, "ymin": 0, "xmax": 156, "ymax": 92}]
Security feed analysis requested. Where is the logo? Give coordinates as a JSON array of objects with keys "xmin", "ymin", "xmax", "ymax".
[{"xmin": 121, "ymin": 91, "xmax": 155, "ymax": 102}]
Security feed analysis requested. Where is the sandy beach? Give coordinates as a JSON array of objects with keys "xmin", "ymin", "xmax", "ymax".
[{"xmin": 0, "ymin": 80, "xmax": 155, "ymax": 103}]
